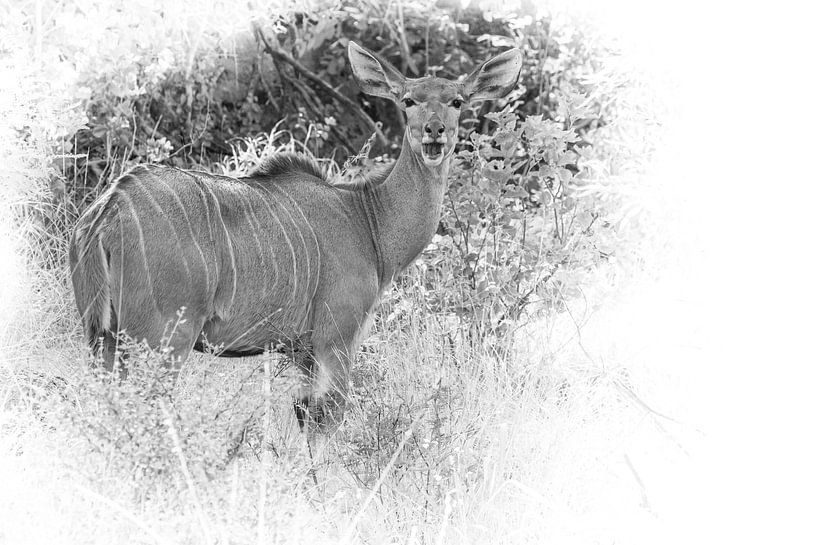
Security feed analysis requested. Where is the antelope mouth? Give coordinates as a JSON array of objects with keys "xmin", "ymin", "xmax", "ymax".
[{"xmin": 422, "ymin": 142, "xmax": 444, "ymax": 162}]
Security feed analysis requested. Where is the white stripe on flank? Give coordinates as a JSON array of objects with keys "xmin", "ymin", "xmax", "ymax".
[
  {"xmin": 249, "ymin": 194, "xmax": 280, "ymax": 301},
  {"xmin": 116, "ymin": 202, "xmax": 125, "ymax": 354},
  {"xmin": 256, "ymin": 190, "xmax": 298, "ymax": 303},
  {"xmin": 96, "ymin": 236, "xmax": 111, "ymax": 331},
  {"xmin": 131, "ymin": 177, "xmax": 192, "ymax": 281},
  {"xmin": 263, "ymin": 184, "xmax": 309, "ymax": 307},
  {"xmin": 72, "ymin": 244, "xmax": 104, "ymax": 325},
  {"xmin": 118, "ymin": 191, "xmax": 161, "ymax": 317},
  {"xmin": 236, "ymin": 189, "xmax": 269, "ymax": 297},
  {"xmin": 272, "ymin": 186, "xmax": 321, "ymax": 323},
  {"xmin": 152, "ymin": 174, "xmax": 211, "ymax": 294},
  {"xmin": 71, "ymin": 197, "xmax": 114, "ymax": 324},
  {"xmin": 200, "ymin": 182, "xmax": 238, "ymax": 314},
  {"xmin": 192, "ymin": 182, "xmax": 216, "ymax": 245}
]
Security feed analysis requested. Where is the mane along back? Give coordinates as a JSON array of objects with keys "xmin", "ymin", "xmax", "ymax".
[{"xmin": 247, "ymin": 152, "xmax": 326, "ymax": 181}]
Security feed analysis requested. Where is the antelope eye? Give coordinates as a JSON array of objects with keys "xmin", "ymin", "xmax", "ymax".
[
  {"xmin": 402, "ymin": 98, "xmax": 416, "ymax": 108},
  {"xmin": 451, "ymin": 98, "xmax": 463, "ymax": 108}
]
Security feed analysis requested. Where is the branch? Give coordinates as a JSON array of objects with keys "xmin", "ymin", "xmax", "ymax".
[{"xmin": 252, "ymin": 24, "xmax": 387, "ymax": 148}]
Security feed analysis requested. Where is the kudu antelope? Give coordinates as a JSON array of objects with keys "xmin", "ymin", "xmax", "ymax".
[{"xmin": 69, "ymin": 42, "xmax": 522, "ymax": 427}]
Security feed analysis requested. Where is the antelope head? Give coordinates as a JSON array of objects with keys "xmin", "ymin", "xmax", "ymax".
[{"xmin": 348, "ymin": 42, "xmax": 523, "ymax": 168}]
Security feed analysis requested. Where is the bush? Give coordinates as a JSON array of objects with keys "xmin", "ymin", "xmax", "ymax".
[{"xmin": 55, "ymin": 335, "xmax": 307, "ymax": 493}]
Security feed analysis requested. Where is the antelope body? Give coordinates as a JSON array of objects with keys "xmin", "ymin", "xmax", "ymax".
[{"xmin": 69, "ymin": 42, "xmax": 522, "ymax": 426}]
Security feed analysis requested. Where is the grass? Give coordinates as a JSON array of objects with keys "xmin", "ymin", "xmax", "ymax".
[
  {"xmin": 0, "ymin": 258, "xmax": 696, "ymax": 544},
  {"xmin": 0, "ymin": 2, "xmax": 697, "ymax": 544}
]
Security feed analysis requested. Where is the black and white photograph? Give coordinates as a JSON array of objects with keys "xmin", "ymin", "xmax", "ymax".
[{"xmin": 0, "ymin": 0, "xmax": 811, "ymax": 543}]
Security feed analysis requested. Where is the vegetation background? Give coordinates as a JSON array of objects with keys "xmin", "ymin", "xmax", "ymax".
[{"xmin": 2, "ymin": 0, "xmax": 811, "ymax": 543}]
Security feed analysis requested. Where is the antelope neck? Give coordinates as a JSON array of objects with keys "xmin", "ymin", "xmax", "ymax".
[{"xmin": 357, "ymin": 131, "xmax": 450, "ymax": 290}]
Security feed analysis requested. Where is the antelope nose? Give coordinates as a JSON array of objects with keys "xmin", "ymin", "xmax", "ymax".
[{"xmin": 424, "ymin": 119, "xmax": 445, "ymax": 138}]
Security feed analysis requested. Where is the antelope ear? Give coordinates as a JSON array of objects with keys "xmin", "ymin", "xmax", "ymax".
[
  {"xmin": 348, "ymin": 41, "xmax": 406, "ymax": 101},
  {"xmin": 462, "ymin": 48, "xmax": 523, "ymax": 101}
]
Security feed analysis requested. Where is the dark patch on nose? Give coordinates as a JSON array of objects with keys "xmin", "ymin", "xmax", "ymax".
[{"xmin": 424, "ymin": 119, "xmax": 445, "ymax": 137}]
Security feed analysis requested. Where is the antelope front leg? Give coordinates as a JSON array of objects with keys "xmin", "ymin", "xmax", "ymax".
[{"xmin": 294, "ymin": 343, "xmax": 352, "ymax": 432}]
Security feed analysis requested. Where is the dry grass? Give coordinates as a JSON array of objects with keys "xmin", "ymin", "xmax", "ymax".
[{"xmin": 0, "ymin": 264, "xmax": 698, "ymax": 544}]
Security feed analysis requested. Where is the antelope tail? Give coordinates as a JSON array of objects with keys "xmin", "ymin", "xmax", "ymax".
[{"xmin": 69, "ymin": 216, "xmax": 112, "ymax": 353}]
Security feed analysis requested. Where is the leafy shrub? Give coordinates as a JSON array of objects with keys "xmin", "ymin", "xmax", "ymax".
[
  {"xmin": 417, "ymin": 90, "xmax": 615, "ymax": 341},
  {"xmin": 56, "ymin": 334, "xmax": 304, "ymax": 494},
  {"xmin": 55, "ymin": 1, "xmax": 602, "ymax": 188},
  {"xmin": 62, "ymin": 346, "xmax": 184, "ymax": 487}
]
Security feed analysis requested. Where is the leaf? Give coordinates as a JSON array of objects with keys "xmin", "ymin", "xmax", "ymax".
[
  {"xmin": 558, "ymin": 168, "xmax": 574, "ymax": 183},
  {"xmin": 483, "ymin": 160, "xmax": 512, "ymax": 183},
  {"xmin": 476, "ymin": 34, "xmax": 516, "ymax": 47},
  {"xmin": 502, "ymin": 185, "xmax": 528, "ymax": 199}
]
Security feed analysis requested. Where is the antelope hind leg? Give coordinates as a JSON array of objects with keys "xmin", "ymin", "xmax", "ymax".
[{"xmin": 97, "ymin": 312, "xmax": 203, "ymax": 379}]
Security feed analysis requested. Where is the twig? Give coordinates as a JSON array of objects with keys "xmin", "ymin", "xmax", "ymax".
[
  {"xmin": 623, "ymin": 454, "xmax": 653, "ymax": 512},
  {"xmin": 614, "ymin": 379, "xmax": 680, "ymax": 424},
  {"xmin": 256, "ymin": 62, "xmax": 281, "ymax": 116},
  {"xmin": 341, "ymin": 411, "xmax": 424, "ymax": 544},
  {"xmin": 158, "ymin": 399, "xmax": 213, "ymax": 544},
  {"xmin": 537, "ymin": 21, "xmax": 552, "ymax": 115},
  {"xmin": 282, "ymin": 72, "xmax": 323, "ymax": 116},
  {"xmin": 305, "ymin": 431, "xmax": 320, "ymax": 489},
  {"xmin": 341, "ymin": 131, "xmax": 377, "ymax": 177},
  {"xmin": 395, "ymin": 0, "xmax": 416, "ymax": 74},
  {"xmin": 71, "ymin": 481, "xmax": 175, "ymax": 545},
  {"xmin": 257, "ymin": 355, "xmax": 273, "ymax": 545},
  {"xmin": 221, "ymin": 400, "xmax": 266, "ymax": 467},
  {"xmin": 425, "ymin": 16, "xmax": 430, "ymax": 76},
  {"xmin": 252, "ymin": 24, "xmax": 387, "ymax": 147},
  {"xmin": 212, "ymin": 361, "xmax": 264, "ymax": 422},
  {"xmin": 435, "ymin": 490, "xmax": 454, "ymax": 545}
]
